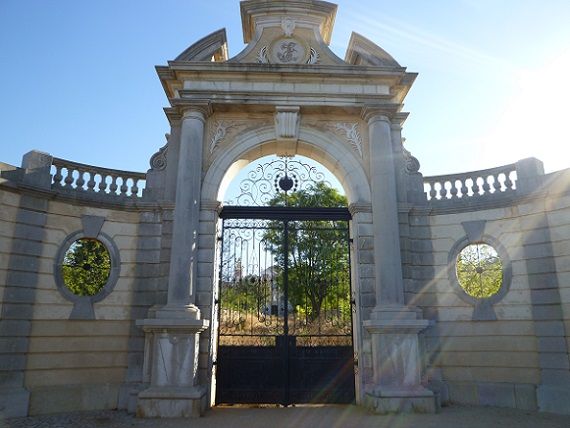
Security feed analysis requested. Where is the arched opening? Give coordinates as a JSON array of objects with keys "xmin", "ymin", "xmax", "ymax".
[{"xmin": 211, "ymin": 153, "xmax": 357, "ymax": 406}]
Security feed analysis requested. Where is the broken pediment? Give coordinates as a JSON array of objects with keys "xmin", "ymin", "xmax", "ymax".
[
  {"xmin": 230, "ymin": 0, "xmax": 345, "ymax": 65},
  {"xmin": 345, "ymin": 32, "xmax": 400, "ymax": 67},
  {"xmin": 175, "ymin": 28, "xmax": 228, "ymax": 62}
]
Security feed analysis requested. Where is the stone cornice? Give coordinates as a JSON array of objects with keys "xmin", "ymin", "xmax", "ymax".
[
  {"xmin": 163, "ymin": 61, "xmax": 409, "ymax": 79},
  {"xmin": 156, "ymin": 62, "xmax": 415, "ymax": 111}
]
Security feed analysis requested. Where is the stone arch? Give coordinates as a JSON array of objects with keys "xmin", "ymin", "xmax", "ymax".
[
  {"xmin": 202, "ymin": 123, "xmax": 370, "ymax": 406},
  {"xmin": 202, "ymin": 125, "xmax": 371, "ymax": 205}
]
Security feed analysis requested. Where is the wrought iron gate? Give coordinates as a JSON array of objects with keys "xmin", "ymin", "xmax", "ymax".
[{"xmin": 215, "ymin": 209, "xmax": 355, "ymax": 405}]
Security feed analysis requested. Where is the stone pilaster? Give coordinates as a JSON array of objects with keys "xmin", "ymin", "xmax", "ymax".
[
  {"xmin": 137, "ymin": 105, "xmax": 211, "ymax": 418},
  {"xmin": 360, "ymin": 108, "xmax": 435, "ymax": 413}
]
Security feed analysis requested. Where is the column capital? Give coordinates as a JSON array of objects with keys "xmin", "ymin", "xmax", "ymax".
[
  {"xmin": 361, "ymin": 106, "xmax": 392, "ymax": 124},
  {"xmin": 348, "ymin": 201, "xmax": 373, "ymax": 216},
  {"xmin": 201, "ymin": 199, "xmax": 222, "ymax": 212},
  {"xmin": 181, "ymin": 102, "xmax": 213, "ymax": 122}
]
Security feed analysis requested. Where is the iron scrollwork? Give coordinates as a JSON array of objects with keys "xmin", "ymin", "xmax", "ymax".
[{"xmin": 225, "ymin": 156, "xmax": 331, "ymax": 206}]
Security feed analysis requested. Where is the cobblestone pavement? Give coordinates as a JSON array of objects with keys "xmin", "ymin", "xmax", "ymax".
[{"xmin": 3, "ymin": 405, "xmax": 570, "ymax": 428}]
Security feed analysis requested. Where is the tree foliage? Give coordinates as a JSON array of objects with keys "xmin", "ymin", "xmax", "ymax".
[
  {"xmin": 61, "ymin": 238, "xmax": 111, "ymax": 296},
  {"xmin": 263, "ymin": 182, "xmax": 351, "ymax": 322},
  {"xmin": 456, "ymin": 243, "xmax": 502, "ymax": 298}
]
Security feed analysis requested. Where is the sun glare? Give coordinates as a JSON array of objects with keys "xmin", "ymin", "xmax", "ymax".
[{"xmin": 477, "ymin": 50, "xmax": 570, "ymax": 172}]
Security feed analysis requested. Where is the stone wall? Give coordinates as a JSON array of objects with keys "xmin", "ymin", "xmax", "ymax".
[
  {"xmin": 409, "ymin": 170, "xmax": 570, "ymax": 414},
  {"xmin": 0, "ymin": 182, "xmax": 166, "ymax": 416},
  {"xmin": 2, "ymin": 149, "xmax": 570, "ymax": 416}
]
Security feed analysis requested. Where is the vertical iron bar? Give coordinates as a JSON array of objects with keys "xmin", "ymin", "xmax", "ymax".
[
  {"xmin": 214, "ymin": 219, "xmax": 226, "ymax": 404},
  {"xmin": 283, "ymin": 220, "xmax": 290, "ymax": 406},
  {"xmin": 347, "ymin": 220, "xmax": 357, "ymax": 399},
  {"xmin": 217, "ymin": 220, "xmax": 226, "ymax": 336}
]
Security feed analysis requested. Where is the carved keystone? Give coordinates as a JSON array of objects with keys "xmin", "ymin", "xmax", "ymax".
[{"xmin": 275, "ymin": 106, "xmax": 300, "ymax": 142}]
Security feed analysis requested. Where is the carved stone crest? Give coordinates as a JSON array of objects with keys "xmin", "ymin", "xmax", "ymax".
[
  {"xmin": 281, "ymin": 17, "xmax": 296, "ymax": 36},
  {"xmin": 269, "ymin": 37, "xmax": 308, "ymax": 64}
]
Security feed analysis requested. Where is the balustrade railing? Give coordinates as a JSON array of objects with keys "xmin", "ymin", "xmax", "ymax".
[
  {"xmin": 51, "ymin": 157, "xmax": 146, "ymax": 198},
  {"xmin": 424, "ymin": 163, "xmax": 517, "ymax": 203}
]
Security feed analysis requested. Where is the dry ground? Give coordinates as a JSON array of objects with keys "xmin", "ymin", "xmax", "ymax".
[{"xmin": 4, "ymin": 404, "xmax": 570, "ymax": 428}]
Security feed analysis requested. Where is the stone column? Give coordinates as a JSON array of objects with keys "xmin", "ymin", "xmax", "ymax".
[
  {"xmin": 137, "ymin": 106, "xmax": 210, "ymax": 418},
  {"xmin": 361, "ymin": 108, "xmax": 435, "ymax": 413},
  {"xmin": 164, "ymin": 107, "xmax": 209, "ymax": 314}
]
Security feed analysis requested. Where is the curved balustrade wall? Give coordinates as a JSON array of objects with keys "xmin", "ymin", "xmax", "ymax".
[
  {"xmin": 424, "ymin": 164, "xmax": 517, "ymax": 202},
  {"xmin": 51, "ymin": 157, "xmax": 147, "ymax": 199}
]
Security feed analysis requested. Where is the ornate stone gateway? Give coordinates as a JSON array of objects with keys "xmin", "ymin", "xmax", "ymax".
[
  {"xmin": 136, "ymin": 0, "xmax": 437, "ymax": 416},
  {"xmin": 215, "ymin": 157, "xmax": 355, "ymax": 405}
]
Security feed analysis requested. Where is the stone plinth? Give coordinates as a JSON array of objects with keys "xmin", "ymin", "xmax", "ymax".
[
  {"xmin": 136, "ymin": 309, "xmax": 209, "ymax": 418},
  {"xmin": 137, "ymin": 386, "xmax": 207, "ymax": 418},
  {"xmin": 364, "ymin": 307, "xmax": 436, "ymax": 414}
]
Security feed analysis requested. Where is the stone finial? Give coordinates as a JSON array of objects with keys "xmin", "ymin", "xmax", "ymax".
[{"xmin": 275, "ymin": 106, "xmax": 300, "ymax": 142}]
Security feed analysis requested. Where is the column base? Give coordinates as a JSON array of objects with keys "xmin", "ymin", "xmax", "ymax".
[
  {"xmin": 0, "ymin": 387, "xmax": 30, "ymax": 417},
  {"xmin": 364, "ymin": 387, "xmax": 437, "ymax": 414},
  {"xmin": 537, "ymin": 385, "xmax": 570, "ymax": 415},
  {"xmin": 137, "ymin": 386, "xmax": 207, "ymax": 418}
]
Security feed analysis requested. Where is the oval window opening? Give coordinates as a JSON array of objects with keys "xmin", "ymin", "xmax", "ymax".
[
  {"xmin": 61, "ymin": 238, "xmax": 111, "ymax": 296},
  {"xmin": 456, "ymin": 243, "xmax": 503, "ymax": 298}
]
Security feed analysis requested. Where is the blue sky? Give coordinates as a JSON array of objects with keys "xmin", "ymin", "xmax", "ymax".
[{"xmin": 1, "ymin": 0, "xmax": 569, "ymax": 177}]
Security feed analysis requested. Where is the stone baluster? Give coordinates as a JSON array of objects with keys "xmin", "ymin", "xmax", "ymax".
[
  {"xmin": 64, "ymin": 168, "xmax": 74, "ymax": 189},
  {"xmin": 109, "ymin": 175, "xmax": 118, "ymax": 195},
  {"xmin": 131, "ymin": 178, "xmax": 140, "ymax": 197},
  {"xmin": 52, "ymin": 165, "xmax": 63, "ymax": 188},
  {"xmin": 450, "ymin": 180, "xmax": 459, "ymax": 199},
  {"xmin": 460, "ymin": 178, "xmax": 469, "ymax": 197},
  {"xmin": 98, "ymin": 174, "xmax": 108, "ymax": 193},
  {"xmin": 119, "ymin": 177, "xmax": 128, "ymax": 196},
  {"xmin": 504, "ymin": 172, "xmax": 513, "ymax": 190},
  {"xmin": 428, "ymin": 182, "xmax": 437, "ymax": 200},
  {"xmin": 87, "ymin": 171, "xmax": 96, "ymax": 192},
  {"xmin": 77, "ymin": 169, "xmax": 86, "ymax": 190},
  {"xmin": 361, "ymin": 108, "xmax": 435, "ymax": 413}
]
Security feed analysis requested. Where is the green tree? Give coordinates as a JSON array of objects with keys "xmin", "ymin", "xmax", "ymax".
[
  {"xmin": 456, "ymin": 243, "xmax": 502, "ymax": 298},
  {"xmin": 263, "ymin": 182, "xmax": 350, "ymax": 322},
  {"xmin": 61, "ymin": 238, "xmax": 111, "ymax": 296}
]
